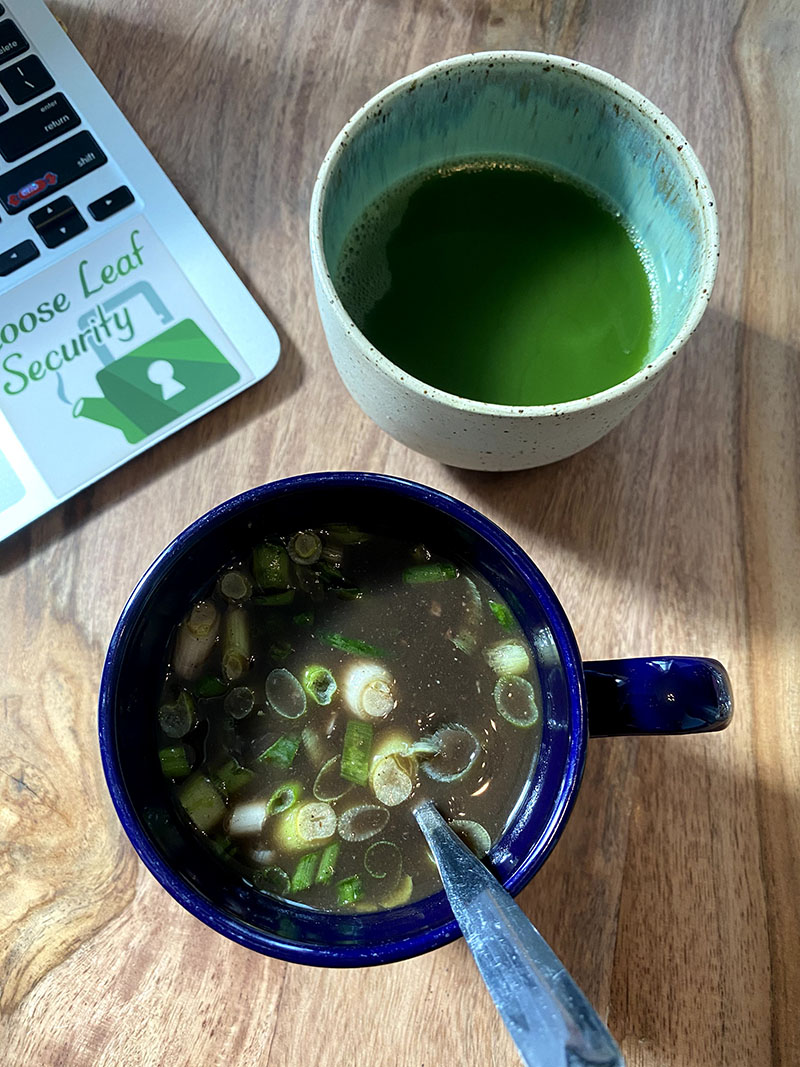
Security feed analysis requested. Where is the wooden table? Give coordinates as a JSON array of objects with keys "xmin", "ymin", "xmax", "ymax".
[{"xmin": 2, "ymin": 1, "xmax": 797, "ymax": 1063}]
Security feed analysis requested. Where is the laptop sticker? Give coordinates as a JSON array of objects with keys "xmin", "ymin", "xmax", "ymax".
[{"xmin": 0, "ymin": 217, "xmax": 259, "ymax": 534}]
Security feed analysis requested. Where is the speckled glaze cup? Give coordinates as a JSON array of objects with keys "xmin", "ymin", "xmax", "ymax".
[{"xmin": 310, "ymin": 52, "xmax": 719, "ymax": 470}]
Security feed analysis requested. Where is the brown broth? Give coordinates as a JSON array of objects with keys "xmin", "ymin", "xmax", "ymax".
[{"xmin": 156, "ymin": 526, "xmax": 543, "ymax": 912}]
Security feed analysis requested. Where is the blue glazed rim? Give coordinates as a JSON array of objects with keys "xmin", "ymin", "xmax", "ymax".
[{"xmin": 99, "ymin": 472, "xmax": 588, "ymax": 966}]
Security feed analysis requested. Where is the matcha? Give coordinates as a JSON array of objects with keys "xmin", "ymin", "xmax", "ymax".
[{"xmin": 334, "ymin": 160, "xmax": 655, "ymax": 406}]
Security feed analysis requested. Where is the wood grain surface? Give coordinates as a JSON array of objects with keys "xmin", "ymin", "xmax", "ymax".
[{"xmin": 1, "ymin": 0, "xmax": 798, "ymax": 1064}]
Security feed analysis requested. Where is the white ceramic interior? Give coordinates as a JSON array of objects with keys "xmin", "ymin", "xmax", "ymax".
[{"xmin": 310, "ymin": 52, "xmax": 719, "ymax": 470}]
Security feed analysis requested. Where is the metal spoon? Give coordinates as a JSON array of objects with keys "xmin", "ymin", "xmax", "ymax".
[{"xmin": 413, "ymin": 800, "xmax": 625, "ymax": 1067}]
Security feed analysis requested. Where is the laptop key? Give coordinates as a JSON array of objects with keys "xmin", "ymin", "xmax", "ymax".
[
  {"xmin": 0, "ymin": 19, "xmax": 28, "ymax": 65},
  {"xmin": 29, "ymin": 194, "xmax": 75, "ymax": 228},
  {"xmin": 0, "ymin": 130, "xmax": 107, "ymax": 214},
  {"xmin": 0, "ymin": 55, "xmax": 54, "ymax": 106},
  {"xmin": 0, "ymin": 92, "xmax": 80, "ymax": 162},
  {"xmin": 34, "ymin": 204, "xmax": 88, "ymax": 249},
  {"xmin": 0, "ymin": 95, "xmax": 7, "ymax": 116},
  {"xmin": 0, "ymin": 238, "xmax": 39, "ymax": 276},
  {"xmin": 88, "ymin": 185, "xmax": 134, "ymax": 221}
]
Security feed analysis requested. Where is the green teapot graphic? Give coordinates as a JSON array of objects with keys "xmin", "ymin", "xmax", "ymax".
[{"xmin": 73, "ymin": 318, "xmax": 240, "ymax": 443}]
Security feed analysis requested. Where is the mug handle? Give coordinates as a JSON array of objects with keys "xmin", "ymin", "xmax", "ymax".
[{"xmin": 583, "ymin": 657, "xmax": 733, "ymax": 737}]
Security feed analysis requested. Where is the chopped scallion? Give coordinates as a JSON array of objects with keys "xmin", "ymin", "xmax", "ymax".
[
  {"xmin": 301, "ymin": 665, "xmax": 338, "ymax": 706},
  {"xmin": 364, "ymin": 840, "xmax": 402, "ymax": 882},
  {"xmin": 274, "ymin": 801, "xmax": 336, "ymax": 851},
  {"xmin": 483, "ymin": 639, "xmax": 530, "ymax": 677},
  {"xmin": 212, "ymin": 757, "xmax": 254, "ymax": 796},
  {"xmin": 253, "ymin": 542, "xmax": 292, "ymax": 589},
  {"xmin": 315, "ymin": 842, "xmax": 340, "ymax": 884},
  {"xmin": 489, "ymin": 600, "xmax": 515, "ymax": 631},
  {"xmin": 219, "ymin": 570, "xmax": 252, "ymax": 602},
  {"xmin": 265, "ymin": 668, "xmax": 306, "ymax": 718},
  {"xmin": 177, "ymin": 774, "xmax": 226, "ymax": 832},
  {"xmin": 380, "ymin": 873, "xmax": 413, "ymax": 909},
  {"xmin": 287, "ymin": 531, "xmax": 323, "ymax": 565},
  {"xmin": 337, "ymin": 804, "xmax": 389, "ymax": 842},
  {"xmin": 158, "ymin": 690, "xmax": 195, "ymax": 738},
  {"xmin": 313, "ymin": 756, "xmax": 355, "ymax": 802},
  {"xmin": 293, "ymin": 611, "xmax": 314, "ymax": 626},
  {"xmin": 301, "ymin": 725, "xmax": 330, "ymax": 769},
  {"xmin": 335, "ymin": 587, "xmax": 363, "ymax": 600},
  {"xmin": 251, "ymin": 590, "xmax": 296, "ymax": 607},
  {"xmin": 341, "ymin": 720, "xmax": 373, "ymax": 785},
  {"xmin": 221, "ymin": 607, "xmax": 250, "ymax": 681},
  {"xmin": 173, "ymin": 601, "xmax": 220, "ymax": 680},
  {"xmin": 224, "ymin": 685, "xmax": 255, "ymax": 720},
  {"xmin": 419, "ymin": 723, "xmax": 481, "ymax": 783},
  {"xmin": 316, "ymin": 560, "xmax": 347, "ymax": 585},
  {"xmin": 449, "ymin": 819, "xmax": 492, "ymax": 857},
  {"xmin": 194, "ymin": 674, "xmax": 228, "ymax": 698},
  {"xmin": 252, "ymin": 866, "xmax": 291, "ymax": 895},
  {"xmin": 208, "ymin": 834, "xmax": 237, "ymax": 859},
  {"xmin": 493, "ymin": 676, "xmax": 540, "ymax": 727},
  {"xmin": 336, "ymin": 874, "xmax": 364, "ymax": 905},
  {"xmin": 402, "ymin": 562, "xmax": 458, "ymax": 584},
  {"xmin": 257, "ymin": 735, "xmax": 301, "ymax": 769},
  {"xmin": 159, "ymin": 744, "xmax": 191, "ymax": 779},
  {"xmin": 291, "ymin": 852, "xmax": 319, "ymax": 892},
  {"xmin": 266, "ymin": 781, "xmax": 303, "ymax": 816},
  {"xmin": 341, "ymin": 661, "xmax": 396, "ymax": 720},
  {"xmin": 226, "ymin": 798, "xmax": 268, "ymax": 837},
  {"xmin": 319, "ymin": 632, "xmax": 386, "ymax": 658},
  {"xmin": 326, "ymin": 524, "xmax": 371, "ymax": 545}
]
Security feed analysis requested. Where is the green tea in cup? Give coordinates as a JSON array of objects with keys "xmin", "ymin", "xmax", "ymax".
[
  {"xmin": 333, "ymin": 158, "xmax": 655, "ymax": 406},
  {"xmin": 310, "ymin": 52, "xmax": 718, "ymax": 470}
]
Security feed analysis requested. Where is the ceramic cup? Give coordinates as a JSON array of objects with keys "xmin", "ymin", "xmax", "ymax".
[
  {"xmin": 99, "ymin": 473, "xmax": 732, "ymax": 966},
  {"xmin": 309, "ymin": 52, "xmax": 719, "ymax": 470}
]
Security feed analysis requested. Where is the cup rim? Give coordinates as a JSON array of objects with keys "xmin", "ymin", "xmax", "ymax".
[
  {"xmin": 99, "ymin": 472, "xmax": 588, "ymax": 965},
  {"xmin": 309, "ymin": 50, "xmax": 720, "ymax": 419}
]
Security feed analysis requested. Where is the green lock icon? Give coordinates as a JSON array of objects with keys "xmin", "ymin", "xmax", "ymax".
[{"xmin": 72, "ymin": 319, "xmax": 240, "ymax": 443}]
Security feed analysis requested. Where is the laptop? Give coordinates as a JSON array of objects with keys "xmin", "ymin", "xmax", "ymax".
[{"xmin": 0, "ymin": 0, "xmax": 280, "ymax": 541}]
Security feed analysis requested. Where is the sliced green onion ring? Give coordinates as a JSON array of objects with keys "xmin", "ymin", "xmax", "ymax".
[
  {"xmin": 369, "ymin": 754, "xmax": 414, "ymax": 806},
  {"xmin": 419, "ymin": 723, "xmax": 481, "ymax": 783},
  {"xmin": 380, "ymin": 873, "xmax": 413, "ymax": 909},
  {"xmin": 449, "ymin": 819, "xmax": 492, "ymax": 857},
  {"xmin": 337, "ymin": 804, "xmax": 389, "ymax": 842},
  {"xmin": 493, "ymin": 676, "xmax": 540, "ymax": 727},
  {"xmin": 364, "ymin": 840, "xmax": 402, "ymax": 885},
  {"xmin": 483, "ymin": 639, "xmax": 530, "ymax": 677},
  {"xmin": 301, "ymin": 665, "xmax": 337, "ymax": 706},
  {"xmin": 252, "ymin": 866, "xmax": 291, "ymax": 895},
  {"xmin": 266, "ymin": 781, "xmax": 303, "ymax": 816},
  {"xmin": 313, "ymin": 756, "xmax": 355, "ymax": 802},
  {"xmin": 224, "ymin": 686, "xmax": 255, "ymax": 720},
  {"xmin": 288, "ymin": 530, "xmax": 323, "ymax": 565},
  {"xmin": 265, "ymin": 668, "xmax": 307, "ymax": 719}
]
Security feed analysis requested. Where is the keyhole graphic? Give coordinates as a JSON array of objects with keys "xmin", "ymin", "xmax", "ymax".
[{"xmin": 147, "ymin": 359, "xmax": 185, "ymax": 400}]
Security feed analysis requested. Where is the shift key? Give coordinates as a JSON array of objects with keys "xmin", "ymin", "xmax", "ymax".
[
  {"xmin": 0, "ymin": 93, "xmax": 80, "ymax": 162},
  {"xmin": 0, "ymin": 131, "xmax": 106, "ymax": 215}
]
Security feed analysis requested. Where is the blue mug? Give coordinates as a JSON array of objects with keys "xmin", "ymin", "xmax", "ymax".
[{"xmin": 99, "ymin": 472, "xmax": 732, "ymax": 965}]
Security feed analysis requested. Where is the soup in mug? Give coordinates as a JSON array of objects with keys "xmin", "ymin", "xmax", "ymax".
[{"xmin": 155, "ymin": 524, "xmax": 543, "ymax": 912}]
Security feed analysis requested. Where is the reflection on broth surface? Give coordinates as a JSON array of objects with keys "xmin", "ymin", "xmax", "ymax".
[{"xmin": 156, "ymin": 525, "xmax": 543, "ymax": 912}]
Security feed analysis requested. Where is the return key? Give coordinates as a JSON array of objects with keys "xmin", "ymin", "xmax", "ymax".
[{"xmin": 0, "ymin": 93, "xmax": 80, "ymax": 163}]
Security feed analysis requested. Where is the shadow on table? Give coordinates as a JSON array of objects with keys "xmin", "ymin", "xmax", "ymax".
[
  {"xmin": 474, "ymin": 732, "xmax": 784, "ymax": 1065},
  {"xmin": 447, "ymin": 308, "xmax": 799, "ymax": 642}
]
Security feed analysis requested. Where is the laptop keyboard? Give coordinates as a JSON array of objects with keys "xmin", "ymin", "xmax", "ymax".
[{"xmin": 0, "ymin": 10, "xmax": 132, "ymax": 276}]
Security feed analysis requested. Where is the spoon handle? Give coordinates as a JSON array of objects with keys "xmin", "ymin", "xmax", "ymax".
[{"xmin": 414, "ymin": 801, "xmax": 625, "ymax": 1067}]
